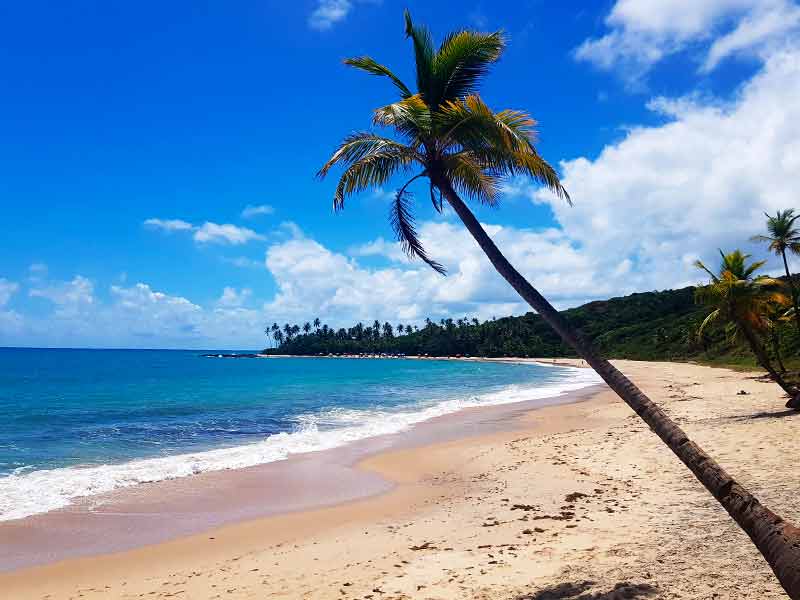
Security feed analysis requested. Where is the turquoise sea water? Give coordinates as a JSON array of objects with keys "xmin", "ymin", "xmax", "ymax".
[{"xmin": 0, "ymin": 348, "xmax": 598, "ymax": 520}]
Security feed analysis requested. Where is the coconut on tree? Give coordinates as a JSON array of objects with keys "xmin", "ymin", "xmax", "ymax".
[{"xmin": 317, "ymin": 11, "xmax": 800, "ymax": 595}]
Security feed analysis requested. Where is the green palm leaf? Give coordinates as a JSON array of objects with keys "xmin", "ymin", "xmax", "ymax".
[
  {"xmin": 343, "ymin": 57, "xmax": 413, "ymax": 99},
  {"xmin": 390, "ymin": 189, "xmax": 446, "ymax": 274}
]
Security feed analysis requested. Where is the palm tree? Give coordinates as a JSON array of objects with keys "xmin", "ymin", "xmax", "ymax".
[
  {"xmin": 694, "ymin": 250, "xmax": 796, "ymax": 399},
  {"xmin": 318, "ymin": 12, "xmax": 800, "ymax": 595},
  {"xmin": 752, "ymin": 209, "xmax": 800, "ymax": 335},
  {"xmin": 303, "ymin": 322, "xmax": 312, "ymax": 335},
  {"xmin": 313, "ymin": 317, "xmax": 322, "ymax": 330}
]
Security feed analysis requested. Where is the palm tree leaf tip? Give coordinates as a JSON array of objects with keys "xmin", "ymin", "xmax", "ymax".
[
  {"xmin": 343, "ymin": 56, "xmax": 413, "ymax": 99},
  {"xmin": 390, "ymin": 189, "xmax": 446, "ymax": 275}
]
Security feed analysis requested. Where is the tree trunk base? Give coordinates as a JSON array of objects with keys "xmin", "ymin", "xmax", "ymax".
[{"xmin": 785, "ymin": 393, "xmax": 800, "ymax": 410}]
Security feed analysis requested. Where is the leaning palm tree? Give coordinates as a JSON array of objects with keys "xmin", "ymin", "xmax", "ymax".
[
  {"xmin": 752, "ymin": 209, "xmax": 800, "ymax": 335},
  {"xmin": 695, "ymin": 250, "xmax": 795, "ymax": 398},
  {"xmin": 317, "ymin": 12, "xmax": 800, "ymax": 596}
]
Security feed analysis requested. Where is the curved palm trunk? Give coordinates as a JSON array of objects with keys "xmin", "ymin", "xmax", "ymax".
[
  {"xmin": 773, "ymin": 333, "xmax": 788, "ymax": 374},
  {"xmin": 781, "ymin": 250, "xmax": 800, "ymax": 337},
  {"xmin": 438, "ymin": 180, "xmax": 800, "ymax": 598},
  {"xmin": 739, "ymin": 323, "xmax": 798, "ymax": 403}
]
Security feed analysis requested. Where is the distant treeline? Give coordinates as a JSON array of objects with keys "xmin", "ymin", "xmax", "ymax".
[{"xmin": 263, "ymin": 285, "xmax": 800, "ymax": 364}]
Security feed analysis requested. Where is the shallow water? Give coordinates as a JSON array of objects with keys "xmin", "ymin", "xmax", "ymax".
[{"xmin": 0, "ymin": 348, "xmax": 599, "ymax": 520}]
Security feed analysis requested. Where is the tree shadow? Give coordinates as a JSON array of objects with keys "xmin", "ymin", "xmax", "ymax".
[
  {"xmin": 729, "ymin": 408, "xmax": 798, "ymax": 421},
  {"xmin": 516, "ymin": 580, "xmax": 658, "ymax": 600}
]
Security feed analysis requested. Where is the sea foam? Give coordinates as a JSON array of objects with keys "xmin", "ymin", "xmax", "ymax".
[{"xmin": 0, "ymin": 363, "xmax": 600, "ymax": 521}]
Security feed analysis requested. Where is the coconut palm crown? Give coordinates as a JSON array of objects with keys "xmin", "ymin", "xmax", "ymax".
[
  {"xmin": 694, "ymin": 249, "xmax": 789, "ymax": 340},
  {"xmin": 752, "ymin": 208, "xmax": 800, "ymax": 334},
  {"xmin": 752, "ymin": 209, "xmax": 800, "ymax": 256},
  {"xmin": 694, "ymin": 249, "xmax": 796, "ymax": 399},
  {"xmin": 317, "ymin": 10, "xmax": 568, "ymax": 274}
]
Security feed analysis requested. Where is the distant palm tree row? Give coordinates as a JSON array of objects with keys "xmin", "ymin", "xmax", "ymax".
[
  {"xmin": 695, "ymin": 209, "xmax": 800, "ymax": 407},
  {"xmin": 265, "ymin": 317, "xmax": 485, "ymax": 350}
]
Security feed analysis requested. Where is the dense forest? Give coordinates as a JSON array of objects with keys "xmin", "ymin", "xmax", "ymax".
[{"xmin": 262, "ymin": 284, "xmax": 800, "ymax": 366}]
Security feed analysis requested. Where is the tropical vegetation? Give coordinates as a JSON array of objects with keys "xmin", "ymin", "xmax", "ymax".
[{"xmin": 694, "ymin": 250, "xmax": 797, "ymax": 403}]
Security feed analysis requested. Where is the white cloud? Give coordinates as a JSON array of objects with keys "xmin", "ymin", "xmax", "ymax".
[
  {"xmin": 309, "ymin": 0, "xmax": 352, "ymax": 30},
  {"xmin": 263, "ymin": 222, "xmax": 610, "ymax": 327},
  {"xmin": 217, "ymin": 287, "xmax": 252, "ymax": 308},
  {"xmin": 0, "ymin": 279, "xmax": 19, "ymax": 307},
  {"xmin": 575, "ymin": 0, "xmax": 800, "ymax": 82},
  {"xmin": 29, "ymin": 276, "xmax": 95, "ymax": 314},
  {"xmin": 703, "ymin": 0, "xmax": 800, "ymax": 71},
  {"xmin": 2, "ymin": 271, "xmax": 270, "ymax": 348},
  {"xmin": 143, "ymin": 218, "xmax": 194, "ymax": 232},
  {"xmin": 193, "ymin": 222, "xmax": 265, "ymax": 245},
  {"xmin": 534, "ymin": 43, "xmax": 800, "ymax": 293},
  {"xmin": 144, "ymin": 218, "xmax": 265, "ymax": 246},
  {"xmin": 241, "ymin": 204, "xmax": 275, "ymax": 219}
]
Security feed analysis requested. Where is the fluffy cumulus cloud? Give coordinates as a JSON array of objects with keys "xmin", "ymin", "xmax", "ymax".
[
  {"xmin": 308, "ymin": 0, "xmax": 353, "ymax": 30},
  {"xmin": 263, "ymin": 223, "xmax": 608, "ymax": 326},
  {"xmin": 217, "ymin": 286, "xmax": 252, "ymax": 308},
  {"xmin": 534, "ymin": 43, "xmax": 800, "ymax": 293},
  {"xmin": 143, "ymin": 218, "xmax": 265, "ymax": 245},
  {"xmin": 576, "ymin": 0, "xmax": 800, "ymax": 82},
  {"xmin": 1, "ymin": 275, "xmax": 266, "ymax": 348}
]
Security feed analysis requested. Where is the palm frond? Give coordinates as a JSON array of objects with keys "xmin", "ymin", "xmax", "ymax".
[
  {"xmin": 430, "ymin": 183, "xmax": 443, "ymax": 213},
  {"xmin": 694, "ymin": 259, "xmax": 719, "ymax": 283},
  {"xmin": 697, "ymin": 308, "xmax": 720, "ymax": 337},
  {"xmin": 743, "ymin": 259, "xmax": 767, "ymax": 279},
  {"xmin": 436, "ymin": 96, "xmax": 537, "ymax": 153},
  {"xmin": 317, "ymin": 133, "xmax": 418, "ymax": 178},
  {"xmin": 372, "ymin": 95, "xmax": 432, "ymax": 143},
  {"xmin": 460, "ymin": 147, "xmax": 569, "ymax": 203},
  {"xmin": 429, "ymin": 29, "xmax": 505, "ymax": 106},
  {"xmin": 403, "ymin": 10, "xmax": 434, "ymax": 103},
  {"xmin": 343, "ymin": 56, "xmax": 413, "ymax": 99},
  {"xmin": 390, "ymin": 188, "xmax": 446, "ymax": 275},
  {"xmin": 332, "ymin": 152, "xmax": 414, "ymax": 210},
  {"xmin": 443, "ymin": 153, "xmax": 500, "ymax": 206}
]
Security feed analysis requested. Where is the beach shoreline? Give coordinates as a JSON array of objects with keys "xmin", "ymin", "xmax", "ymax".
[
  {"xmin": 2, "ymin": 359, "xmax": 798, "ymax": 599},
  {"xmin": 0, "ymin": 358, "xmax": 599, "ymax": 573}
]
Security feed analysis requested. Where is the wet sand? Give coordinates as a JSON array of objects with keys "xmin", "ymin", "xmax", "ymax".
[{"xmin": 2, "ymin": 359, "xmax": 798, "ymax": 599}]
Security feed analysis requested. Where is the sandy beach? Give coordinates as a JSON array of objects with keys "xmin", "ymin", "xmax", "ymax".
[{"xmin": 2, "ymin": 359, "xmax": 798, "ymax": 599}]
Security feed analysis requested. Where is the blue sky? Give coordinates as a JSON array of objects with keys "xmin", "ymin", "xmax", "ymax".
[{"xmin": 2, "ymin": 0, "xmax": 800, "ymax": 348}]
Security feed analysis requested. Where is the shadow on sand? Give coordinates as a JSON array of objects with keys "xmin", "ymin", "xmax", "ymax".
[
  {"xmin": 516, "ymin": 580, "xmax": 657, "ymax": 600},
  {"xmin": 729, "ymin": 408, "xmax": 798, "ymax": 421}
]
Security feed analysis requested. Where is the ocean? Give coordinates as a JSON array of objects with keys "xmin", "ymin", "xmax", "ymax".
[{"xmin": 0, "ymin": 348, "xmax": 599, "ymax": 521}]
